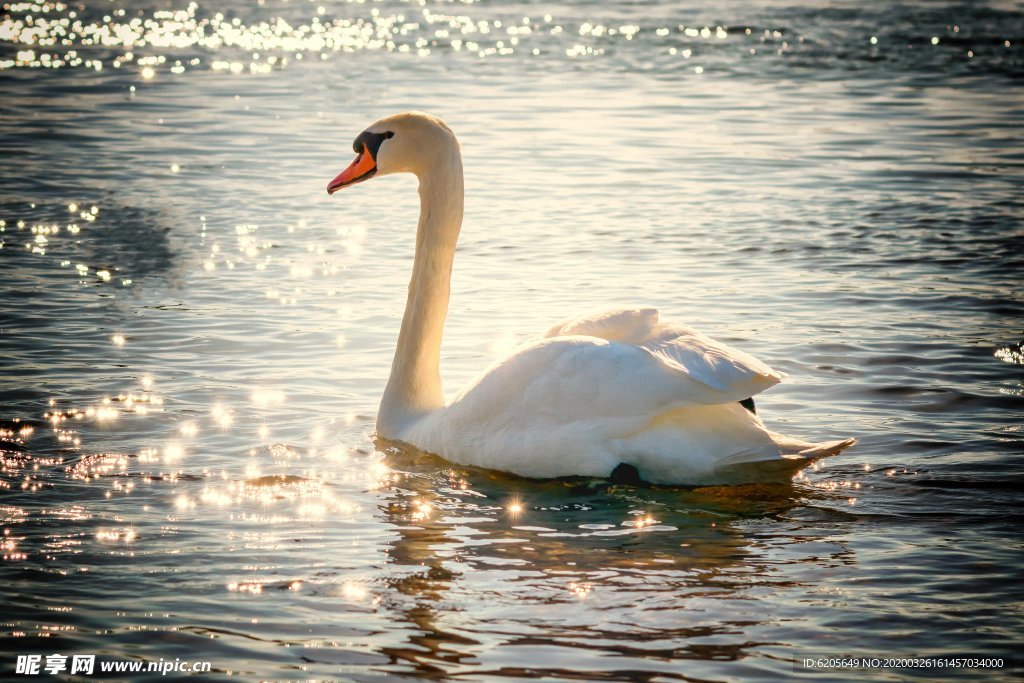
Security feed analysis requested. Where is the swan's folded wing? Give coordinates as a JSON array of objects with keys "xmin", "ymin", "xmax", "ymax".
[
  {"xmin": 448, "ymin": 336, "xmax": 769, "ymax": 433},
  {"xmin": 545, "ymin": 308, "xmax": 782, "ymax": 402},
  {"xmin": 642, "ymin": 323, "xmax": 782, "ymax": 401},
  {"xmin": 545, "ymin": 307, "xmax": 659, "ymax": 345},
  {"xmin": 436, "ymin": 337, "xmax": 765, "ymax": 477}
]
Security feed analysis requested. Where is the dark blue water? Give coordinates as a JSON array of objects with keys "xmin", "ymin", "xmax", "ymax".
[{"xmin": 1, "ymin": 1, "xmax": 1022, "ymax": 680}]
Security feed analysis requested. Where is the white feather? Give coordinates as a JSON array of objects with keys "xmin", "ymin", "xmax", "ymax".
[{"xmin": 406, "ymin": 320, "xmax": 852, "ymax": 484}]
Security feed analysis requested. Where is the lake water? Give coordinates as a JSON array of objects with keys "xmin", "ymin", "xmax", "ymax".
[{"xmin": 1, "ymin": 1, "xmax": 1022, "ymax": 680}]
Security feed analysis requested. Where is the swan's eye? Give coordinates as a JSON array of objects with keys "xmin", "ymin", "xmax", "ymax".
[{"xmin": 352, "ymin": 130, "xmax": 394, "ymax": 160}]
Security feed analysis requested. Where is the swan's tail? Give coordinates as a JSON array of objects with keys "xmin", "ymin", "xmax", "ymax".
[
  {"xmin": 717, "ymin": 436, "xmax": 857, "ymax": 482},
  {"xmin": 795, "ymin": 437, "xmax": 857, "ymax": 459},
  {"xmin": 619, "ymin": 403, "xmax": 856, "ymax": 485}
]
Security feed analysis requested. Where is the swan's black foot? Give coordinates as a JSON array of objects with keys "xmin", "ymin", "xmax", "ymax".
[
  {"xmin": 739, "ymin": 397, "xmax": 756, "ymax": 414},
  {"xmin": 610, "ymin": 463, "xmax": 642, "ymax": 485}
]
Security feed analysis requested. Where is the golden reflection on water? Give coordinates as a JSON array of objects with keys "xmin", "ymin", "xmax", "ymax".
[
  {"xmin": 0, "ymin": 0, "xmax": 823, "ymax": 80},
  {"xmin": 95, "ymin": 527, "xmax": 136, "ymax": 543}
]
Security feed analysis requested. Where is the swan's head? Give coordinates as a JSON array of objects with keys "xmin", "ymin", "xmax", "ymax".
[{"xmin": 327, "ymin": 111, "xmax": 458, "ymax": 194}]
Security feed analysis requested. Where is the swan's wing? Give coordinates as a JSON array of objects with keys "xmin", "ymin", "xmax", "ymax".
[
  {"xmin": 642, "ymin": 322, "xmax": 782, "ymax": 400},
  {"xmin": 545, "ymin": 307, "xmax": 659, "ymax": 344},
  {"xmin": 448, "ymin": 336, "xmax": 755, "ymax": 432},
  {"xmin": 546, "ymin": 308, "xmax": 781, "ymax": 401},
  {"xmin": 417, "ymin": 337, "xmax": 681, "ymax": 477}
]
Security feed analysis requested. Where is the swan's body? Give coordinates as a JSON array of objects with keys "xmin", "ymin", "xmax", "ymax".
[{"xmin": 328, "ymin": 112, "xmax": 855, "ymax": 485}]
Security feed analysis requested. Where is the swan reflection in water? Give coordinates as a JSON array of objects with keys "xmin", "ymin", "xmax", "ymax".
[{"xmin": 369, "ymin": 438, "xmax": 856, "ymax": 679}]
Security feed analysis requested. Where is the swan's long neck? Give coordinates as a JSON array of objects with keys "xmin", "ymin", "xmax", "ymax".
[{"xmin": 378, "ymin": 148, "xmax": 464, "ymax": 437}]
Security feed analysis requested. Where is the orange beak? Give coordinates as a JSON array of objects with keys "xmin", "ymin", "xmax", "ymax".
[{"xmin": 327, "ymin": 145, "xmax": 377, "ymax": 194}]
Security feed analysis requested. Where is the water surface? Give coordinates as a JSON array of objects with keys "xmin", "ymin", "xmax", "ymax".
[{"xmin": 1, "ymin": 0, "xmax": 1023, "ymax": 680}]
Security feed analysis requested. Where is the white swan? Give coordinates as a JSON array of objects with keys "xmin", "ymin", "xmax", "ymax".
[{"xmin": 327, "ymin": 112, "xmax": 855, "ymax": 485}]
